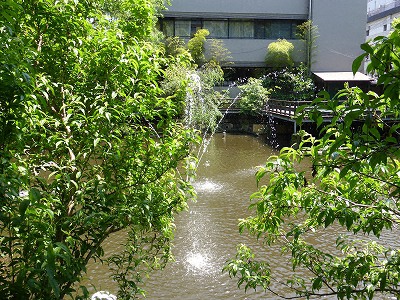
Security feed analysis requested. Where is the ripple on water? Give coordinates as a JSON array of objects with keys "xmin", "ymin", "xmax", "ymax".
[{"xmin": 193, "ymin": 179, "xmax": 223, "ymax": 193}]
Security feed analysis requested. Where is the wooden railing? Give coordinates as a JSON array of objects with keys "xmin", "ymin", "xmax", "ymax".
[
  {"xmin": 220, "ymin": 97, "xmax": 342, "ymax": 120},
  {"xmin": 266, "ymin": 99, "xmax": 312, "ymax": 118},
  {"xmin": 219, "ymin": 98, "xmax": 399, "ymax": 124}
]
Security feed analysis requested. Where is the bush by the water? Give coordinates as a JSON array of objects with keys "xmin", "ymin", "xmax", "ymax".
[{"xmin": 262, "ymin": 64, "xmax": 315, "ymax": 101}]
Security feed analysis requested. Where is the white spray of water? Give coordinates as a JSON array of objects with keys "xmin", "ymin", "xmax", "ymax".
[
  {"xmin": 185, "ymin": 73, "xmax": 202, "ymax": 128},
  {"xmin": 91, "ymin": 291, "xmax": 117, "ymax": 300}
]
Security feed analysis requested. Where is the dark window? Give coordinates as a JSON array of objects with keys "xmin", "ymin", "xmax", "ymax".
[
  {"xmin": 271, "ymin": 20, "xmax": 292, "ymax": 39},
  {"xmin": 203, "ymin": 20, "xmax": 228, "ymax": 38},
  {"xmin": 291, "ymin": 22, "xmax": 300, "ymax": 39},
  {"xmin": 161, "ymin": 18, "xmax": 305, "ymax": 40},
  {"xmin": 383, "ymin": 24, "xmax": 387, "ymax": 31},
  {"xmin": 191, "ymin": 19, "xmax": 203, "ymax": 36},
  {"xmin": 254, "ymin": 20, "xmax": 271, "ymax": 39},
  {"xmin": 229, "ymin": 20, "xmax": 254, "ymax": 38},
  {"xmin": 254, "ymin": 20, "xmax": 301, "ymax": 39},
  {"xmin": 175, "ymin": 19, "xmax": 191, "ymax": 37},
  {"xmin": 161, "ymin": 18, "xmax": 175, "ymax": 36}
]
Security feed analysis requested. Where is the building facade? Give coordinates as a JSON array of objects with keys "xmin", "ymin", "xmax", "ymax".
[
  {"xmin": 161, "ymin": 0, "xmax": 367, "ymax": 73},
  {"xmin": 366, "ymin": 0, "xmax": 400, "ymax": 40}
]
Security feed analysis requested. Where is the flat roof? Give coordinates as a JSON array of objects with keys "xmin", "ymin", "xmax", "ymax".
[{"xmin": 313, "ymin": 72, "xmax": 372, "ymax": 82}]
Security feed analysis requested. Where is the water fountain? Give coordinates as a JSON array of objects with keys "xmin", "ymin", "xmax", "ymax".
[
  {"xmin": 264, "ymin": 100, "xmax": 279, "ymax": 149},
  {"xmin": 185, "ymin": 72, "xmax": 240, "ymax": 167},
  {"xmin": 185, "ymin": 73, "xmax": 202, "ymax": 129},
  {"xmin": 91, "ymin": 291, "xmax": 117, "ymax": 300},
  {"xmin": 84, "ymin": 73, "xmax": 265, "ymax": 299},
  {"xmin": 142, "ymin": 134, "xmax": 280, "ymax": 300}
]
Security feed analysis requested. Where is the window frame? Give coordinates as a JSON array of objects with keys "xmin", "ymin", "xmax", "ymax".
[{"xmin": 160, "ymin": 17, "xmax": 305, "ymax": 40}]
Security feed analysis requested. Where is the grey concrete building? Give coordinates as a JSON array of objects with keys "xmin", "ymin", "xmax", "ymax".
[{"xmin": 161, "ymin": 0, "xmax": 367, "ymax": 73}]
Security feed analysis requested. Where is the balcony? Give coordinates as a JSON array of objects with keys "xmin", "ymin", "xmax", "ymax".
[{"xmin": 367, "ymin": 0, "xmax": 400, "ymax": 20}]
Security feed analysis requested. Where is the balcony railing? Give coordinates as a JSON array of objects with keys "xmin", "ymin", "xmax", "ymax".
[{"xmin": 367, "ymin": 0, "xmax": 400, "ymax": 18}]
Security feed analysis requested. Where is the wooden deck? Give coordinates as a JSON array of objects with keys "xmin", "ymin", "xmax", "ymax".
[
  {"xmin": 265, "ymin": 99, "xmax": 336, "ymax": 122},
  {"xmin": 219, "ymin": 98, "xmax": 399, "ymax": 135},
  {"xmin": 266, "ymin": 99, "xmax": 303, "ymax": 121},
  {"xmin": 219, "ymin": 99, "xmax": 322, "ymax": 122}
]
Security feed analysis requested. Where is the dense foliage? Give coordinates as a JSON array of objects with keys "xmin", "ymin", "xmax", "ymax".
[
  {"xmin": 237, "ymin": 78, "xmax": 269, "ymax": 115},
  {"xmin": 225, "ymin": 22, "xmax": 400, "ymax": 299},
  {"xmin": 296, "ymin": 20, "xmax": 319, "ymax": 74},
  {"xmin": 206, "ymin": 38, "xmax": 233, "ymax": 66},
  {"xmin": 185, "ymin": 62, "xmax": 224, "ymax": 132},
  {"xmin": 161, "ymin": 58, "xmax": 224, "ymax": 133},
  {"xmin": 0, "ymin": 0, "xmax": 198, "ymax": 299},
  {"xmin": 265, "ymin": 39, "xmax": 295, "ymax": 69},
  {"xmin": 262, "ymin": 64, "xmax": 316, "ymax": 101},
  {"xmin": 187, "ymin": 29, "xmax": 210, "ymax": 67},
  {"xmin": 162, "ymin": 30, "xmax": 229, "ymax": 133},
  {"xmin": 163, "ymin": 36, "xmax": 187, "ymax": 59}
]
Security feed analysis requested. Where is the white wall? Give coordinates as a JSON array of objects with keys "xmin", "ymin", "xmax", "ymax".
[
  {"xmin": 165, "ymin": 0, "xmax": 308, "ymax": 17},
  {"xmin": 365, "ymin": 5, "xmax": 400, "ymax": 71},
  {"xmin": 367, "ymin": 12, "xmax": 400, "ymax": 39},
  {"xmin": 204, "ymin": 39, "xmax": 305, "ymax": 67},
  {"xmin": 311, "ymin": 0, "xmax": 367, "ymax": 72}
]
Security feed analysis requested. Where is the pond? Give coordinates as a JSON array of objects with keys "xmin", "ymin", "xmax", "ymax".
[
  {"xmin": 142, "ymin": 133, "xmax": 281, "ymax": 299},
  {"xmin": 85, "ymin": 133, "xmax": 397, "ymax": 300}
]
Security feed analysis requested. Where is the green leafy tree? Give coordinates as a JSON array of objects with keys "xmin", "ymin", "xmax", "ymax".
[
  {"xmin": 297, "ymin": 20, "xmax": 319, "ymax": 74},
  {"xmin": 265, "ymin": 39, "xmax": 294, "ymax": 69},
  {"xmin": 237, "ymin": 78, "xmax": 269, "ymax": 115},
  {"xmin": 187, "ymin": 28, "xmax": 210, "ymax": 66},
  {"xmin": 206, "ymin": 38, "xmax": 233, "ymax": 66},
  {"xmin": 164, "ymin": 36, "xmax": 188, "ymax": 58},
  {"xmin": 161, "ymin": 60, "xmax": 193, "ymax": 112},
  {"xmin": 168, "ymin": 29, "xmax": 231, "ymax": 132},
  {"xmin": 392, "ymin": 17, "xmax": 400, "ymax": 29},
  {"xmin": 185, "ymin": 61, "xmax": 224, "ymax": 132},
  {"xmin": 263, "ymin": 64, "xmax": 316, "ymax": 101},
  {"xmin": 0, "ymin": 0, "xmax": 198, "ymax": 299},
  {"xmin": 225, "ymin": 23, "xmax": 400, "ymax": 299}
]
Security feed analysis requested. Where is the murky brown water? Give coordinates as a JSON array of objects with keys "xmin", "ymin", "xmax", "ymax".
[
  {"xmin": 84, "ymin": 133, "xmax": 398, "ymax": 299},
  {"xmin": 141, "ymin": 134, "xmax": 282, "ymax": 300}
]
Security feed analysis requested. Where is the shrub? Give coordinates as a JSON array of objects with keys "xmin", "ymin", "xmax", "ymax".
[
  {"xmin": 265, "ymin": 39, "xmax": 294, "ymax": 69},
  {"xmin": 238, "ymin": 78, "xmax": 269, "ymax": 115},
  {"xmin": 262, "ymin": 64, "xmax": 315, "ymax": 101},
  {"xmin": 187, "ymin": 29, "xmax": 210, "ymax": 66}
]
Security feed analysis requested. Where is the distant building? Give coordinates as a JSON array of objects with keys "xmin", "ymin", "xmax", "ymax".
[
  {"xmin": 365, "ymin": 0, "xmax": 400, "ymax": 73},
  {"xmin": 161, "ymin": 0, "xmax": 367, "ymax": 76},
  {"xmin": 366, "ymin": 0, "xmax": 400, "ymax": 40}
]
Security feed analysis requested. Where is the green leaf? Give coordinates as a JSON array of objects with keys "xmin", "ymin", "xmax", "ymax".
[
  {"xmin": 94, "ymin": 137, "xmax": 100, "ymax": 147},
  {"xmin": 312, "ymin": 277, "xmax": 323, "ymax": 290},
  {"xmin": 360, "ymin": 42, "xmax": 374, "ymax": 54},
  {"xmin": 344, "ymin": 108, "xmax": 362, "ymax": 126},
  {"xmin": 18, "ymin": 199, "xmax": 30, "ymax": 218},
  {"xmin": 352, "ymin": 53, "xmax": 367, "ymax": 74},
  {"xmin": 324, "ymin": 209, "xmax": 335, "ymax": 227},
  {"xmin": 46, "ymin": 266, "xmax": 60, "ymax": 298},
  {"xmin": 29, "ymin": 188, "xmax": 41, "ymax": 202}
]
